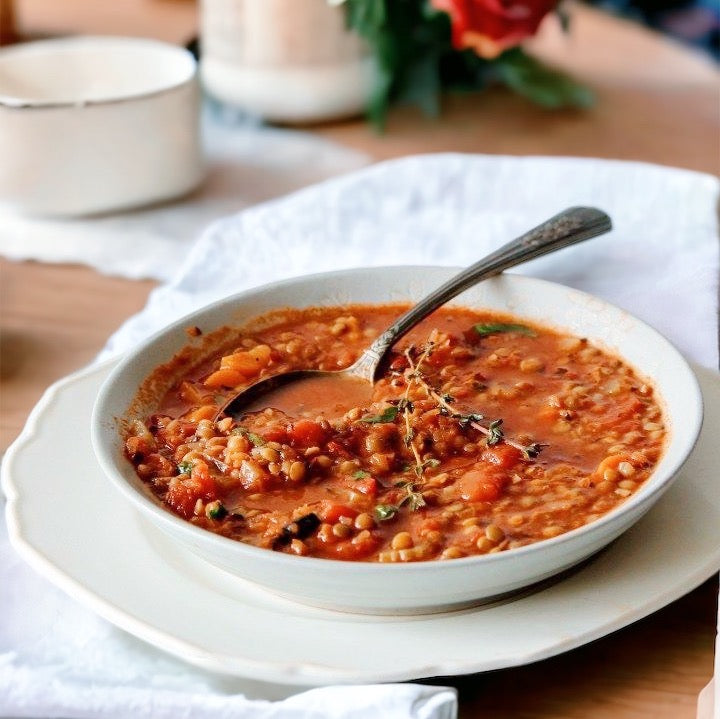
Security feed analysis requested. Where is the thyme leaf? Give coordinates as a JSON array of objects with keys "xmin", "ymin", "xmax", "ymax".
[
  {"xmin": 374, "ymin": 504, "xmax": 399, "ymax": 521},
  {"xmin": 486, "ymin": 419, "xmax": 505, "ymax": 446},
  {"xmin": 399, "ymin": 484, "xmax": 427, "ymax": 510},
  {"xmin": 457, "ymin": 411, "xmax": 484, "ymax": 429},
  {"xmin": 521, "ymin": 442, "xmax": 547, "ymax": 459}
]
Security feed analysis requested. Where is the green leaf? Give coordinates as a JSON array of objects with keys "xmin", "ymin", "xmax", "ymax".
[
  {"xmin": 177, "ymin": 460, "xmax": 193, "ymax": 476},
  {"xmin": 522, "ymin": 442, "xmax": 547, "ymax": 459},
  {"xmin": 458, "ymin": 411, "xmax": 484, "ymax": 430},
  {"xmin": 394, "ymin": 52, "xmax": 441, "ymax": 117},
  {"xmin": 231, "ymin": 427, "xmax": 266, "ymax": 446},
  {"xmin": 487, "ymin": 419, "xmax": 505, "ymax": 446},
  {"xmin": 353, "ymin": 470, "xmax": 371, "ymax": 479},
  {"xmin": 495, "ymin": 49, "xmax": 594, "ymax": 109},
  {"xmin": 474, "ymin": 322, "xmax": 537, "ymax": 337},
  {"xmin": 399, "ymin": 485, "xmax": 427, "ymax": 511},
  {"xmin": 374, "ymin": 504, "xmax": 399, "ymax": 521},
  {"xmin": 205, "ymin": 501, "xmax": 228, "ymax": 520},
  {"xmin": 358, "ymin": 406, "xmax": 399, "ymax": 424}
]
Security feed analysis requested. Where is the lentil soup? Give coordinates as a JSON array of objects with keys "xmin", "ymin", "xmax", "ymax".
[{"xmin": 124, "ymin": 304, "xmax": 666, "ymax": 563}]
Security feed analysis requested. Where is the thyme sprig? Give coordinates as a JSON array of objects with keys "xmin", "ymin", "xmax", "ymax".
[
  {"xmin": 399, "ymin": 338, "xmax": 436, "ymax": 479},
  {"xmin": 401, "ymin": 336, "xmax": 546, "ymax": 463}
]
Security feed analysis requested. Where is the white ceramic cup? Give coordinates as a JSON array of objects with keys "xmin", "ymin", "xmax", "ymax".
[{"xmin": 0, "ymin": 36, "xmax": 204, "ymax": 217}]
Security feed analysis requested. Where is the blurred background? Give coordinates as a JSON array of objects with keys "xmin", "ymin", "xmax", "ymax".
[{"xmin": 2, "ymin": 0, "xmax": 718, "ymax": 58}]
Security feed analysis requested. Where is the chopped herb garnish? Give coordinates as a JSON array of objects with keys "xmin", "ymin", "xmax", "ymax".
[
  {"xmin": 399, "ymin": 484, "xmax": 427, "ymax": 510},
  {"xmin": 205, "ymin": 501, "xmax": 228, "ymax": 520},
  {"xmin": 177, "ymin": 460, "xmax": 193, "ymax": 476},
  {"xmin": 521, "ymin": 442, "xmax": 547, "ymax": 459},
  {"xmin": 486, "ymin": 419, "xmax": 505, "ymax": 446},
  {"xmin": 358, "ymin": 406, "xmax": 399, "ymax": 424},
  {"xmin": 457, "ymin": 411, "xmax": 485, "ymax": 429},
  {"xmin": 232, "ymin": 427, "xmax": 266, "ymax": 446},
  {"xmin": 353, "ymin": 470, "xmax": 371, "ymax": 479},
  {"xmin": 374, "ymin": 504, "xmax": 398, "ymax": 521},
  {"xmin": 473, "ymin": 322, "xmax": 536, "ymax": 337},
  {"xmin": 392, "ymin": 397, "xmax": 414, "ymax": 413}
]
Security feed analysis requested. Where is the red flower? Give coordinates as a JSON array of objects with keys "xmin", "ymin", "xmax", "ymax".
[{"xmin": 431, "ymin": 0, "xmax": 558, "ymax": 59}]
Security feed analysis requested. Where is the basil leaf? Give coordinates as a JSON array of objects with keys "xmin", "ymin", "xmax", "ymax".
[
  {"xmin": 359, "ymin": 406, "xmax": 398, "ymax": 424},
  {"xmin": 473, "ymin": 322, "xmax": 536, "ymax": 337}
]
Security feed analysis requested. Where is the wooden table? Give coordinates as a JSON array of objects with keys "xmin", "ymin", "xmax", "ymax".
[{"xmin": 2, "ymin": 2, "xmax": 718, "ymax": 717}]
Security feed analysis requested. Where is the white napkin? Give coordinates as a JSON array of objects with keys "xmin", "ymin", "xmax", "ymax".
[
  {"xmin": 102, "ymin": 153, "xmax": 719, "ymax": 369},
  {"xmin": 2, "ymin": 153, "xmax": 718, "ymax": 719}
]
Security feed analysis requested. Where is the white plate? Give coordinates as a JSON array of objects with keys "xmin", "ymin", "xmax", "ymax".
[{"xmin": 3, "ymin": 361, "xmax": 720, "ymax": 685}]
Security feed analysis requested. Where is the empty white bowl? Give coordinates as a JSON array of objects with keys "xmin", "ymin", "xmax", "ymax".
[
  {"xmin": 0, "ymin": 36, "xmax": 204, "ymax": 216},
  {"xmin": 91, "ymin": 267, "xmax": 703, "ymax": 614}
]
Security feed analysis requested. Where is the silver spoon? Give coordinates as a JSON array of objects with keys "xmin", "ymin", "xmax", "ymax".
[{"xmin": 220, "ymin": 206, "xmax": 612, "ymax": 421}]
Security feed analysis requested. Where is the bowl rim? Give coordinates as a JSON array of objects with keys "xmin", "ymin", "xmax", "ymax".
[
  {"xmin": 0, "ymin": 36, "xmax": 197, "ymax": 110},
  {"xmin": 91, "ymin": 266, "xmax": 705, "ymax": 577}
]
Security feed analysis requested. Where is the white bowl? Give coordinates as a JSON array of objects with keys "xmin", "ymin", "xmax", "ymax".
[
  {"xmin": 0, "ymin": 36, "xmax": 204, "ymax": 216},
  {"xmin": 91, "ymin": 268, "xmax": 703, "ymax": 614}
]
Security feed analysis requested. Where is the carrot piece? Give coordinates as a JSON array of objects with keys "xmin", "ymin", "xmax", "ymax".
[
  {"xmin": 204, "ymin": 368, "xmax": 244, "ymax": 388},
  {"xmin": 219, "ymin": 345, "xmax": 271, "ymax": 376}
]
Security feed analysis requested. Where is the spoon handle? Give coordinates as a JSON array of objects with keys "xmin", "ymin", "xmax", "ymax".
[{"xmin": 351, "ymin": 206, "xmax": 612, "ymax": 382}]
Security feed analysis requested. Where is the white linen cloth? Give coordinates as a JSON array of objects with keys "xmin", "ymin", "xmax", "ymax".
[
  {"xmin": 101, "ymin": 154, "xmax": 719, "ymax": 369},
  {"xmin": 2, "ymin": 153, "xmax": 719, "ymax": 719}
]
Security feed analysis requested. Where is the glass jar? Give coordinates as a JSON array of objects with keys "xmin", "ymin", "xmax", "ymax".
[{"xmin": 200, "ymin": 0, "xmax": 374, "ymax": 123}]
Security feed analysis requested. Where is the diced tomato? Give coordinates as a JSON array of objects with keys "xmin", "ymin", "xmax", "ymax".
[
  {"xmin": 480, "ymin": 444, "xmax": 523, "ymax": 470},
  {"xmin": 166, "ymin": 459, "xmax": 217, "ymax": 519},
  {"xmin": 326, "ymin": 439, "xmax": 352, "ymax": 459},
  {"xmin": 388, "ymin": 354, "xmax": 409, "ymax": 372},
  {"xmin": 425, "ymin": 345, "xmax": 453, "ymax": 367},
  {"xmin": 353, "ymin": 476, "xmax": 378, "ymax": 497},
  {"xmin": 329, "ymin": 534, "xmax": 378, "ymax": 560},
  {"xmin": 319, "ymin": 502, "xmax": 359, "ymax": 524},
  {"xmin": 287, "ymin": 419, "xmax": 328, "ymax": 448},
  {"xmin": 456, "ymin": 468, "xmax": 509, "ymax": 502},
  {"xmin": 596, "ymin": 397, "xmax": 645, "ymax": 432},
  {"xmin": 262, "ymin": 425, "xmax": 289, "ymax": 444},
  {"xmin": 135, "ymin": 452, "xmax": 174, "ymax": 479}
]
